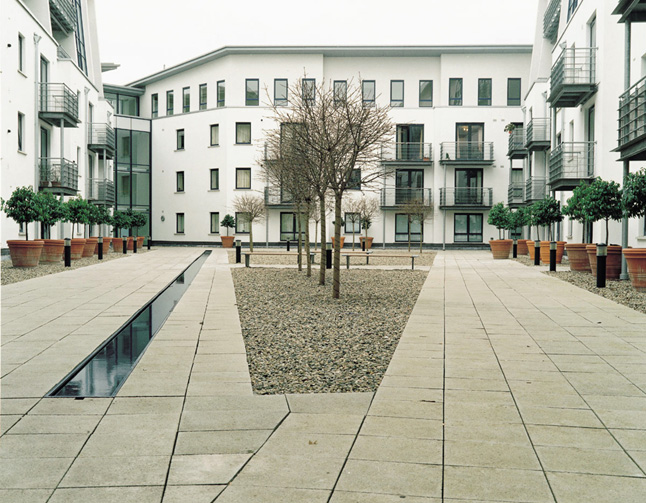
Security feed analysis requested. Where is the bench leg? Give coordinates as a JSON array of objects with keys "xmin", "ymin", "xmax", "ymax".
[
  {"xmin": 245, "ymin": 254, "xmax": 250, "ymax": 268},
  {"xmin": 411, "ymin": 257, "xmax": 415, "ymax": 270},
  {"xmin": 366, "ymin": 256, "xmax": 369, "ymax": 265}
]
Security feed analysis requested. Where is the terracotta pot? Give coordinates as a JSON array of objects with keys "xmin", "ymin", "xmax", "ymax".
[
  {"xmin": 7, "ymin": 240, "xmax": 44, "ymax": 267},
  {"xmin": 137, "ymin": 236, "xmax": 145, "ymax": 249},
  {"xmin": 126, "ymin": 236, "xmax": 134, "ymax": 250},
  {"xmin": 586, "ymin": 244, "xmax": 623, "ymax": 280},
  {"xmin": 70, "ymin": 238, "xmax": 86, "ymax": 260},
  {"xmin": 359, "ymin": 236, "xmax": 374, "ymax": 250},
  {"xmin": 331, "ymin": 236, "xmax": 345, "ymax": 249},
  {"xmin": 40, "ymin": 239, "xmax": 65, "ymax": 263},
  {"xmin": 220, "ymin": 235, "xmax": 235, "ymax": 248},
  {"xmin": 489, "ymin": 239, "xmax": 513, "ymax": 259},
  {"xmin": 112, "ymin": 237, "xmax": 124, "ymax": 253},
  {"xmin": 517, "ymin": 239, "xmax": 529, "ymax": 255},
  {"xmin": 623, "ymin": 248, "xmax": 646, "ymax": 292},
  {"xmin": 539, "ymin": 241, "xmax": 566, "ymax": 264},
  {"xmin": 99, "ymin": 237, "xmax": 112, "ymax": 255},
  {"xmin": 565, "ymin": 243, "xmax": 591, "ymax": 272},
  {"xmin": 83, "ymin": 237, "xmax": 98, "ymax": 257},
  {"xmin": 528, "ymin": 241, "xmax": 538, "ymax": 261}
]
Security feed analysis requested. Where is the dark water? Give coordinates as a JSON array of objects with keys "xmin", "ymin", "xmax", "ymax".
[{"xmin": 49, "ymin": 251, "xmax": 211, "ymax": 397}]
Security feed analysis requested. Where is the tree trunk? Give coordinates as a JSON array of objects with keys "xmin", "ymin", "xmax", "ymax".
[
  {"xmin": 352, "ymin": 228, "xmax": 355, "ymax": 250},
  {"xmin": 25, "ymin": 223, "xmax": 29, "ymax": 241},
  {"xmin": 319, "ymin": 195, "xmax": 326, "ymax": 285},
  {"xmin": 305, "ymin": 207, "xmax": 312, "ymax": 277},
  {"xmin": 314, "ymin": 221, "xmax": 318, "ymax": 251},
  {"xmin": 407, "ymin": 217, "xmax": 411, "ymax": 252},
  {"xmin": 249, "ymin": 223, "xmax": 254, "ymax": 252},
  {"xmin": 333, "ymin": 194, "xmax": 342, "ymax": 299},
  {"xmin": 419, "ymin": 220, "xmax": 423, "ymax": 254},
  {"xmin": 605, "ymin": 218, "xmax": 609, "ymax": 245},
  {"xmin": 296, "ymin": 208, "xmax": 302, "ymax": 272}
]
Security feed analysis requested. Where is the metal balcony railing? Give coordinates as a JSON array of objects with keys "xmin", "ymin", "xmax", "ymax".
[
  {"xmin": 508, "ymin": 183, "xmax": 524, "ymax": 206},
  {"xmin": 39, "ymin": 83, "xmax": 79, "ymax": 127},
  {"xmin": 543, "ymin": 0, "xmax": 561, "ymax": 41},
  {"xmin": 87, "ymin": 178, "xmax": 115, "ymax": 205},
  {"xmin": 525, "ymin": 118, "xmax": 551, "ymax": 149},
  {"xmin": 381, "ymin": 143, "xmax": 432, "ymax": 163},
  {"xmin": 57, "ymin": 45, "xmax": 72, "ymax": 60},
  {"xmin": 439, "ymin": 187, "xmax": 493, "ymax": 207},
  {"xmin": 39, "ymin": 157, "xmax": 78, "ymax": 193},
  {"xmin": 618, "ymin": 75, "xmax": 646, "ymax": 157},
  {"xmin": 88, "ymin": 123, "xmax": 115, "ymax": 154},
  {"xmin": 439, "ymin": 142, "xmax": 494, "ymax": 163},
  {"xmin": 508, "ymin": 129, "xmax": 527, "ymax": 158},
  {"xmin": 549, "ymin": 142, "xmax": 595, "ymax": 188},
  {"xmin": 549, "ymin": 48, "xmax": 597, "ymax": 107},
  {"xmin": 380, "ymin": 188, "xmax": 432, "ymax": 208},
  {"xmin": 613, "ymin": 0, "xmax": 646, "ymax": 23},
  {"xmin": 49, "ymin": 0, "xmax": 76, "ymax": 33},
  {"xmin": 264, "ymin": 186, "xmax": 294, "ymax": 207},
  {"xmin": 525, "ymin": 177, "xmax": 547, "ymax": 201}
]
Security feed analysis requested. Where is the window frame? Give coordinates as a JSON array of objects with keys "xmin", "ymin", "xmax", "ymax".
[
  {"xmin": 302, "ymin": 78, "xmax": 316, "ymax": 103},
  {"xmin": 334, "ymin": 80, "xmax": 347, "ymax": 104},
  {"xmin": 210, "ymin": 124, "xmax": 219, "ymax": 146},
  {"xmin": 449, "ymin": 78, "xmax": 463, "ymax": 106},
  {"xmin": 182, "ymin": 86, "xmax": 190, "ymax": 113},
  {"xmin": 348, "ymin": 168, "xmax": 361, "ymax": 190},
  {"xmin": 210, "ymin": 168, "xmax": 219, "ymax": 190},
  {"xmin": 419, "ymin": 80, "xmax": 433, "ymax": 107},
  {"xmin": 478, "ymin": 78, "xmax": 492, "ymax": 106},
  {"xmin": 176, "ymin": 129, "xmax": 185, "ymax": 150},
  {"xmin": 176, "ymin": 171, "xmax": 185, "ymax": 192},
  {"xmin": 236, "ymin": 122, "xmax": 251, "ymax": 145},
  {"xmin": 274, "ymin": 78, "xmax": 288, "ymax": 106},
  {"xmin": 235, "ymin": 211, "xmax": 251, "ymax": 234},
  {"xmin": 166, "ymin": 90, "xmax": 174, "ymax": 116},
  {"xmin": 507, "ymin": 78, "xmax": 521, "ymax": 106},
  {"xmin": 454, "ymin": 213, "xmax": 483, "ymax": 243},
  {"xmin": 362, "ymin": 80, "xmax": 376, "ymax": 107},
  {"xmin": 217, "ymin": 80, "xmax": 225, "ymax": 107},
  {"xmin": 235, "ymin": 168, "xmax": 251, "ymax": 189},
  {"xmin": 17, "ymin": 112, "xmax": 25, "ymax": 151},
  {"xmin": 199, "ymin": 83, "xmax": 207, "ymax": 110},
  {"xmin": 176, "ymin": 213, "xmax": 185, "ymax": 234},
  {"xmin": 246, "ymin": 78, "xmax": 259, "ymax": 106},
  {"xmin": 390, "ymin": 80, "xmax": 404, "ymax": 107},
  {"xmin": 395, "ymin": 213, "xmax": 423, "ymax": 243},
  {"xmin": 280, "ymin": 212, "xmax": 306, "ymax": 242},
  {"xmin": 18, "ymin": 33, "xmax": 25, "ymax": 73},
  {"xmin": 210, "ymin": 212, "xmax": 220, "ymax": 234},
  {"xmin": 151, "ymin": 93, "xmax": 158, "ymax": 118},
  {"xmin": 345, "ymin": 213, "xmax": 361, "ymax": 234}
]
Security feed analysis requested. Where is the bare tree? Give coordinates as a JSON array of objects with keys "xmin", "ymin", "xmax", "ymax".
[
  {"xmin": 233, "ymin": 193, "xmax": 265, "ymax": 252},
  {"xmin": 400, "ymin": 198, "xmax": 433, "ymax": 253},
  {"xmin": 343, "ymin": 198, "xmax": 362, "ymax": 250},
  {"xmin": 358, "ymin": 195, "xmax": 380, "ymax": 242}
]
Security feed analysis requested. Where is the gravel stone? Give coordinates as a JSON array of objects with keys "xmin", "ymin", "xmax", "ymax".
[{"xmin": 227, "ymin": 249, "xmax": 436, "ymax": 267}]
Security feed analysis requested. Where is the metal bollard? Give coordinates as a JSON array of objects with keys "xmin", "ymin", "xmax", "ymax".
[
  {"xmin": 98, "ymin": 237, "xmax": 103, "ymax": 260},
  {"xmin": 64, "ymin": 238, "xmax": 71, "ymax": 267},
  {"xmin": 362, "ymin": 239, "xmax": 366, "ymax": 252},
  {"xmin": 326, "ymin": 242, "xmax": 332, "ymax": 270},
  {"xmin": 286, "ymin": 240, "xmax": 290, "ymax": 252},
  {"xmin": 133, "ymin": 238, "xmax": 137, "ymax": 253},
  {"xmin": 235, "ymin": 240, "xmax": 241, "ymax": 264},
  {"xmin": 534, "ymin": 240, "xmax": 541, "ymax": 266},
  {"xmin": 147, "ymin": 236, "xmax": 151, "ymax": 250},
  {"xmin": 123, "ymin": 238, "xmax": 127, "ymax": 254},
  {"xmin": 597, "ymin": 243, "xmax": 607, "ymax": 288},
  {"xmin": 512, "ymin": 239, "xmax": 517, "ymax": 259},
  {"xmin": 549, "ymin": 241, "xmax": 556, "ymax": 272}
]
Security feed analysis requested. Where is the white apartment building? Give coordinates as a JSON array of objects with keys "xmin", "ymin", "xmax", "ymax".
[{"xmin": 1, "ymin": 0, "xmax": 115, "ymax": 247}]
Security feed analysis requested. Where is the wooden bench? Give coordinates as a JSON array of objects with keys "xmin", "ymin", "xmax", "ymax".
[
  {"xmin": 341, "ymin": 252, "xmax": 419, "ymax": 270},
  {"xmin": 242, "ymin": 251, "xmax": 316, "ymax": 267}
]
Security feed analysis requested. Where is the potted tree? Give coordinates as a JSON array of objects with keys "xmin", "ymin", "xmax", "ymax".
[
  {"xmin": 562, "ymin": 182, "xmax": 592, "ymax": 272},
  {"xmin": 94, "ymin": 206, "xmax": 113, "ymax": 254},
  {"xmin": 131, "ymin": 212, "xmax": 148, "ymax": 249},
  {"xmin": 622, "ymin": 169, "xmax": 646, "ymax": 291},
  {"xmin": 1, "ymin": 186, "xmax": 44, "ymax": 267},
  {"xmin": 111, "ymin": 210, "xmax": 131, "ymax": 253},
  {"xmin": 508, "ymin": 206, "xmax": 530, "ymax": 255},
  {"xmin": 530, "ymin": 196, "xmax": 564, "ymax": 264},
  {"xmin": 359, "ymin": 196, "xmax": 379, "ymax": 250},
  {"xmin": 124, "ymin": 208, "xmax": 136, "ymax": 250},
  {"xmin": 343, "ymin": 199, "xmax": 362, "ymax": 250},
  {"xmin": 233, "ymin": 194, "xmax": 265, "ymax": 252},
  {"xmin": 220, "ymin": 214, "xmax": 236, "ymax": 247},
  {"xmin": 487, "ymin": 202, "xmax": 512, "ymax": 259},
  {"xmin": 36, "ymin": 191, "xmax": 67, "ymax": 263},
  {"xmin": 66, "ymin": 198, "xmax": 95, "ymax": 258}
]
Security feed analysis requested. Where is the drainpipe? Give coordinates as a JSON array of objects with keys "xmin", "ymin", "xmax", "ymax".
[
  {"xmin": 620, "ymin": 21, "xmax": 631, "ymax": 280},
  {"xmin": 33, "ymin": 34, "xmax": 41, "ymax": 239},
  {"xmin": 442, "ymin": 164, "xmax": 446, "ymax": 251}
]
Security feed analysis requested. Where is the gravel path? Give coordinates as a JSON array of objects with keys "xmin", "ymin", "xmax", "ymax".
[
  {"xmin": 227, "ymin": 249, "xmax": 436, "ymax": 267},
  {"xmin": 232, "ymin": 267, "xmax": 430, "ymax": 394}
]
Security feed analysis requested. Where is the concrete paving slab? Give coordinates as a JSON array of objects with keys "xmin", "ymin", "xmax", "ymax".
[
  {"xmin": 0, "ymin": 457, "xmax": 73, "ymax": 489},
  {"xmin": 0, "ymin": 489, "xmax": 53, "ymax": 502},
  {"xmin": 162, "ymin": 484, "xmax": 225, "ymax": 503},
  {"xmin": 174, "ymin": 430, "xmax": 272, "ymax": 455},
  {"xmin": 217, "ymin": 485, "xmax": 330, "ymax": 503},
  {"xmin": 166, "ymin": 454, "xmax": 250, "ymax": 485},
  {"xmin": 59, "ymin": 455, "xmax": 170, "ymax": 487},
  {"xmin": 49, "ymin": 486, "xmax": 164, "ymax": 503},
  {"xmin": 286, "ymin": 392, "xmax": 373, "ymax": 415},
  {"xmin": 547, "ymin": 471, "xmax": 646, "ymax": 503}
]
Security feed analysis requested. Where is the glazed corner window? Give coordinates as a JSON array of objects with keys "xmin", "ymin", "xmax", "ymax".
[
  {"xmin": 176, "ymin": 171, "xmax": 185, "ymax": 192},
  {"xmin": 390, "ymin": 80, "xmax": 404, "ymax": 107},
  {"xmin": 362, "ymin": 80, "xmax": 375, "ymax": 107},
  {"xmin": 18, "ymin": 33, "xmax": 25, "ymax": 72},
  {"xmin": 176, "ymin": 213, "xmax": 185, "ymax": 234},
  {"xmin": 478, "ymin": 78, "xmax": 492, "ymax": 106},
  {"xmin": 274, "ymin": 78, "xmax": 288, "ymax": 106},
  {"xmin": 302, "ymin": 78, "xmax": 315, "ymax": 103},
  {"xmin": 246, "ymin": 79, "xmax": 259, "ymax": 106},
  {"xmin": 182, "ymin": 87, "xmax": 190, "ymax": 113},
  {"xmin": 419, "ymin": 80, "xmax": 433, "ymax": 107},
  {"xmin": 507, "ymin": 78, "xmax": 521, "ymax": 106},
  {"xmin": 210, "ymin": 124, "xmax": 219, "ymax": 146},
  {"xmin": 210, "ymin": 168, "xmax": 219, "ymax": 190},
  {"xmin": 345, "ymin": 213, "xmax": 361, "ymax": 233},
  {"xmin": 199, "ymin": 84, "xmax": 207, "ymax": 110},
  {"xmin": 236, "ymin": 122, "xmax": 251, "ymax": 144},
  {"xmin": 217, "ymin": 80, "xmax": 225, "ymax": 107},
  {"xmin": 334, "ymin": 80, "xmax": 347, "ymax": 104},
  {"xmin": 17, "ymin": 112, "xmax": 25, "ymax": 151},
  {"xmin": 235, "ymin": 212, "xmax": 251, "ymax": 233},
  {"xmin": 151, "ymin": 94, "xmax": 158, "ymax": 118},
  {"xmin": 348, "ymin": 168, "xmax": 361, "ymax": 190},
  {"xmin": 210, "ymin": 212, "xmax": 219, "ymax": 233},
  {"xmin": 166, "ymin": 90, "xmax": 174, "ymax": 116},
  {"xmin": 176, "ymin": 129, "xmax": 185, "ymax": 150},
  {"xmin": 236, "ymin": 168, "xmax": 251, "ymax": 189},
  {"xmin": 449, "ymin": 78, "xmax": 463, "ymax": 106}
]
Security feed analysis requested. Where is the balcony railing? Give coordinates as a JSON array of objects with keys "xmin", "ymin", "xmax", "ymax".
[
  {"xmin": 543, "ymin": 0, "xmax": 561, "ymax": 41},
  {"xmin": 525, "ymin": 177, "xmax": 547, "ymax": 202},
  {"xmin": 508, "ymin": 183, "xmax": 524, "ymax": 206},
  {"xmin": 380, "ymin": 188, "xmax": 432, "ymax": 208},
  {"xmin": 49, "ymin": 0, "xmax": 76, "ymax": 33},
  {"xmin": 39, "ymin": 83, "xmax": 79, "ymax": 127},
  {"xmin": 548, "ymin": 48, "xmax": 597, "ymax": 107},
  {"xmin": 439, "ymin": 187, "xmax": 493, "ymax": 208},
  {"xmin": 57, "ymin": 45, "xmax": 72, "ymax": 61},
  {"xmin": 87, "ymin": 178, "xmax": 115, "ymax": 205},
  {"xmin": 439, "ymin": 142, "xmax": 494, "ymax": 163},
  {"xmin": 613, "ymin": 0, "xmax": 646, "ymax": 23},
  {"xmin": 508, "ymin": 129, "xmax": 527, "ymax": 159},
  {"xmin": 549, "ymin": 142, "xmax": 595, "ymax": 190},
  {"xmin": 88, "ymin": 123, "xmax": 115, "ymax": 155},
  {"xmin": 381, "ymin": 143, "xmax": 432, "ymax": 163},
  {"xmin": 617, "ymin": 75, "xmax": 646, "ymax": 160},
  {"xmin": 39, "ymin": 157, "xmax": 78, "ymax": 194},
  {"xmin": 525, "ymin": 118, "xmax": 551, "ymax": 150},
  {"xmin": 264, "ymin": 186, "xmax": 294, "ymax": 207}
]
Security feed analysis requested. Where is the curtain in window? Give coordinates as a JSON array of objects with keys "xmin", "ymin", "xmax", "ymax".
[
  {"xmin": 237, "ymin": 169, "xmax": 251, "ymax": 188},
  {"xmin": 237, "ymin": 124, "xmax": 251, "ymax": 144}
]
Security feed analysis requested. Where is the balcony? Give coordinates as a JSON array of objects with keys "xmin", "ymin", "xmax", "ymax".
[
  {"xmin": 548, "ymin": 48, "xmax": 597, "ymax": 108},
  {"xmin": 507, "ymin": 129, "xmax": 527, "ymax": 159},
  {"xmin": 49, "ymin": 0, "xmax": 76, "ymax": 33},
  {"xmin": 88, "ymin": 123, "xmax": 115, "ymax": 157},
  {"xmin": 525, "ymin": 118, "xmax": 551, "ymax": 150},
  {"xmin": 87, "ymin": 179, "xmax": 115, "ymax": 205},
  {"xmin": 617, "ymin": 75, "xmax": 646, "ymax": 161},
  {"xmin": 508, "ymin": 183, "xmax": 524, "ymax": 207},
  {"xmin": 39, "ymin": 157, "xmax": 78, "ymax": 195},
  {"xmin": 439, "ymin": 142, "xmax": 494, "ymax": 164},
  {"xmin": 39, "ymin": 83, "xmax": 79, "ymax": 127},
  {"xmin": 380, "ymin": 188, "xmax": 432, "ymax": 209},
  {"xmin": 543, "ymin": 0, "xmax": 561, "ymax": 41},
  {"xmin": 264, "ymin": 186, "xmax": 294, "ymax": 208},
  {"xmin": 381, "ymin": 143, "xmax": 432, "ymax": 164},
  {"xmin": 57, "ymin": 45, "xmax": 72, "ymax": 61},
  {"xmin": 613, "ymin": 0, "xmax": 646, "ymax": 23},
  {"xmin": 525, "ymin": 177, "xmax": 547, "ymax": 202},
  {"xmin": 549, "ymin": 142, "xmax": 595, "ymax": 191},
  {"xmin": 439, "ymin": 187, "xmax": 493, "ymax": 209}
]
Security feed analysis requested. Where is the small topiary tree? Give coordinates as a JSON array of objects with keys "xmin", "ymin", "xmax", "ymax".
[
  {"xmin": 220, "ymin": 214, "xmax": 236, "ymax": 236},
  {"xmin": 582, "ymin": 177, "xmax": 623, "ymax": 244},
  {"xmin": 531, "ymin": 196, "xmax": 563, "ymax": 241},
  {"xmin": 131, "ymin": 212, "xmax": 148, "ymax": 237},
  {"xmin": 112, "ymin": 210, "xmax": 131, "ymax": 237},
  {"xmin": 508, "ymin": 206, "xmax": 530, "ymax": 239},
  {"xmin": 1, "ymin": 186, "xmax": 41, "ymax": 240},
  {"xmin": 65, "ymin": 197, "xmax": 92, "ymax": 237},
  {"xmin": 487, "ymin": 202, "xmax": 511, "ymax": 240},
  {"xmin": 36, "ymin": 191, "xmax": 68, "ymax": 239},
  {"xmin": 562, "ymin": 181, "xmax": 592, "ymax": 242},
  {"xmin": 359, "ymin": 196, "xmax": 380, "ymax": 241},
  {"xmin": 623, "ymin": 168, "xmax": 646, "ymax": 220},
  {"xmin": 93, "ymin": 206, "xmax": 113, "ymax": 237}
]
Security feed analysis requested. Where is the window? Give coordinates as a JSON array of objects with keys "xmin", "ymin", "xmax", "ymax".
[
  {"xmin": 236, "ymin": 168, "xmax": 251, "ymax": 189},
  {"xmin": 217, "ymin": 80, "xmax": 225, "ymax": 107},
  {"xmin": 454, "ymin": 214, "xmax": 483, "ymax": 242},
  {"xmin": 396, "ymin": 124, "xmax": 424, "ymax": 161},
  {"xmin": 274, "ymin": 79, "xmax": 288, "ymax": 106},
  {"xmin": 176, "ymin": 171, "xmax": 185, "ymax": 192},
  {"xmin": 183, "ymin": 87, "xmax": 190, "ymax": 113},
  {"xmin": 210, "ymin": 168, "xmax": 219, "ymax": 190},
  {"xmin": 390, "ymin": 80, "xmax": 404, "ymax": 107},
  {"xmin": 176, "ymin": 129, "xmax": 185, "ymax": 150},
  {"xmin": 199, "ymin": 84, "xmax": 207, "ymax": 110},
  {"xmin": 235, "ymin": 212, "xmax": 251, "ymax": 233},
  {"xmin": 455, "ymin": 168, "xmax": 483, "ymax": 204},
  {"xmin": 151, "ymin": 94, "xmax": 158, "ymax": 118},
  {"xmin": 176, "ymin": 213, "xmax": 185, "ymax": 234},
  {"xmin": 345, "ymin": 213, "xmax": 361, "ymax": 234},
  {"xmin": 303, "ymin": 78, "xmax": 315, "ymax": 103},
  {"xmin": 334, "ymin": 80, "xmax": 347, "ymax": 104},
  {"xmin": 236, "ymin": 123, "xmax": 251, "ymax": 144},
  {"xmin": 246, "ymin": 79, "xmax": 259, "ymax": 106},
  {"xmin": 166, "ymin": 90, "xmax": 174, "ymax": 116},
  {"xmin": 419, "ymin": 80, "xmax": 433, "ymax": 107},
  {"xmin": 348, "ymin": 168, "xmax": 361, "ymax": 190},
  {"xmin": 507, "ymin": 78, "xmax": 521, "ymax": 106},
  {"xmin": 209, "ymin": 124, "xmax": 219, "ymax": 146},
  {"xmin": 478, "ymin": 78, "xmax": 492, "ymax": 106},
  {"xmin": 567, "ymin": 0, "xmax": 579, "ymax": 21},
  {"xmin": 456, "ymin": 123, "xmax": 485, "ymax": 160},
  {"xmin": 17, "ymin": 112, "xmax": 24, "ymax": 151},
  {"xmin": 396, "ymin": 168, "xmax": 424, "ymax": 204},
  {"xmin": 362, "ymin": 80, "xmax": 375, "ymax": 107},
  {"xmin": 210, "ymin": 212, "xmax": 219, "ymax": 234},
  {"xmin": 118, "ymin": 95, "xmax": 139, "ymax": 116},
  {"xmin": 395, "ymin": 214, "xmax": 423, "ymax": 243},
  {"xmin": 280, "ymin": 212, "xmax": 306, "ymax": 241},
  {"xmin": 73, "ymin": 0, "xmax": 87, "ymax": 73},
  {"xmin": 449, "ymin": 78, "xmax": 463, "ymax": 106},
  {"xmin": 18, "ymin": 33, "xmax": 25, "ymax": 73}
]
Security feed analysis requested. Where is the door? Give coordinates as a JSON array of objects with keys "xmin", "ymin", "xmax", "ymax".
[
  {"xmin": 456, "ymin": 123, "xmax": 484, "ymax": 160},
  {"xmin": 396, "ymin": 169, "xmax": 424, "ymax": 204},
  {"xmin": 586, "ymin": 106, "xmax": 595, "ymax": 177},
  {"xmin": 40, "ymin": 57, "xmax": 49, "ymax": 110},
  {"xmin": 40, "ymin": 127, "xmax": 50, "ymax": 183},
  {"xmin": 455, "ymin": 169, "xmax": 482, "ymax": 204},
  {"xmin": 396, "ymin": 125, "xmax": 424, "ymax": 160}
]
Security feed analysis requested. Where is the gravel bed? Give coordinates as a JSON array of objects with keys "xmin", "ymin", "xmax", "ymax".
[
  {"xmin": 1, "ymin": 249, "xmax": 151, "ymax": 286},
  {"xmin": 513, "ymin": 254, "xmax": 570, "ymax": 271},
  {"xmin": 227, "ymin": 249, "xmax": 436, "ymax": 267},
  {"xmin": 232, "ymin": 267, "xmax": 429, "ymax": 394}
]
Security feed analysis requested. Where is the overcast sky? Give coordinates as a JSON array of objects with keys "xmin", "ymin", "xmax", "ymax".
[{"xmin": 95, "ymin": 0, "xmax": 539, "ymax": 86}]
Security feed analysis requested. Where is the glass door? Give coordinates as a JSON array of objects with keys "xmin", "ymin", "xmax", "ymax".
[
  {"xmin": 396, "ymin": 169, "xmax": 424, "ymax": 204},
  {"xmin": 455, "ymin": 169, "xmax": 482, "ymax": 204},
  {"xmin": 396, "ymin": 125, "xmax": 424, "ymax": 161},
  {"xmin": 456, "ymin": 123, "xmax": 484, "ymax": 160}
]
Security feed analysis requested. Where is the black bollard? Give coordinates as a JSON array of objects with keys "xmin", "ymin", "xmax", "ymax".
[
  {"xmin": 64, "ymin": 238, "xmax": 71, "ymax": 267},
  {"xmin": 512, "ymin": 239, "xmax": 517, "ymax": 259},
  {"xmin": 133, "ymin": 237, "xmax": 137, "ymax": 253},
  {"xmin": 147, "ymin": 236, "xmax": 151, "ymax": 250},
  {"xmin": 549, "ymin": 241, "xmax": 556, "ymax": 272},
  {"xmin": 362, "ymin": 239, "xmax": 366, "ymax": 252},
  {"xmin": 235, "ymin": 240, "xmax": 241, "ymax": 264},
  {"xmin": 597, "ymin": 243, "xmax": 607, "ymax": 288},
  {"xmin": 123, "ymin": 238, "xmax": 127, "ymax": 254},
  {"xmin": 326, "ymin": 242, "xmax": 332, "ymax": 270},
  {"xmin": 98, "ymin": 237, "xmax": 103, "ymax": 260},
  {"xmin": 534, "ymin": 240, "xmax": 541, "ymax": 266},
  {"xmin": 286, "ymin": 240, "xmax": 290, "ymax": 252}
]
